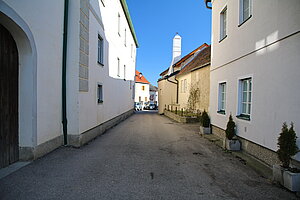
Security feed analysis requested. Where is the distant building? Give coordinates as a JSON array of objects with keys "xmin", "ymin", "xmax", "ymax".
[
  {"xmin": 158, "ymin": 34, "xmax": 182, "ymax": 114},
  {"xmin": 158, "ymin": 33, "xmax": 210, "ymax": 114},
  {"xmin": 149, "ymin": 84, "xmax": 158, "ymax": 104},
  {"xmin": 135, "ymin": 70, "xmax": 150, "ymax": 104},
  {"xmin": 176, "ymin": 45, "xmax": 211, "ymax": 112}
]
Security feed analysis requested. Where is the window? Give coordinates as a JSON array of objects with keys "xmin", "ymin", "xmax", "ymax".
[
  {"xmin": 139, "ymin": 96, "xmax": 141, "ymax": 102},
  {"xmin": 117, "ymin": 58, "xmax": 120, "ymax": 77},
  {"xmin": 98, "ymin": 35, "xmax": 104, "ymax": 65},
  {"xmin": 97, "ymin": 84, "xmax": 103, "ymax": 104},
  {"xmin": 238, "ymin": 78, "xmax": 252, "ymax": 120},
  {"xmin": 142, "ymin": 86, "xmax": 145, "ymax": 91},
  {"xmin": 239, "ymin": 0, "xmax": 251, "ymax": 25},
  {"xmin": 124, "ymin": 65, "xmax": 126, "ymax": 80},
  {"xmin": 118, "ymin": 13, "xmax": 121, "ymax": 36},
  {"xmin": 184, "ymin": 79, "xmax": 187, "ymax": 93},
  {"xmin": 220, "ymin": 7, "xmax": 227, "ymax": 41},
  {"xmin": 145, "ymin": 97, "xmax": 147, "ymax": 102},
  {"xmin": 124, "ymin": 29, "xmax": 127, "ymax": 46},
  {"xmin": 218, "ymin": 82, "xmax": 226, "ymax": 114},
  {"xmin": 181, "ymin": 80, "xmax": 183, "ymax": 93}
]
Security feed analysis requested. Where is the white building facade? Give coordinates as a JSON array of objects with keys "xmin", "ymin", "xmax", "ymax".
[
  {"xmin": 134, "ymin": 70, "xmax": 150, "ymax": 104},
  {"xmin": 208, "ymin": 0, "xmax": 300, "ymax": 166},
  {"xmin": 0, "ymin": 0, "xmax": 138, "ymax": 168}
]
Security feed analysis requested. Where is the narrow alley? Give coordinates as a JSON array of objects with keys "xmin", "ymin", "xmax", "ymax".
[{"xmin": 0, "ymin": 112, "xmax": 296, "ymax": 200}]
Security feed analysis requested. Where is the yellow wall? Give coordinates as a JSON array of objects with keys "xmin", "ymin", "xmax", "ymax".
[
  {"xmin": 158, "ymin": 76, "xmax": 177, "ymax": 114},
  {"xmin": 177, "ymin": 65, "xmax": 210, "ymax": 112}
]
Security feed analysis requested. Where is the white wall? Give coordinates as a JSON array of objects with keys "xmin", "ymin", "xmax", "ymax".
[
  {"xmin": 2, "ymin": 0, "xmax": 64, "ymax": 146},
  {"xmin": 210, "ymin": 0, "xmax": 300, "ymax": 159},
  {"xmin": 135, "ymin": 83, "xmax": 150, "ymax": 103},
  {"xmin": 78, "ymin": 0, "xmax": 137, "ymax": 134}
]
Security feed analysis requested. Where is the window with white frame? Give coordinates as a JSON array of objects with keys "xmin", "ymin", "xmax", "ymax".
[
  {"xmin": 218, "ymin": 82, "xmax": 226, "ymax": 114},
  {"xmin": 98, "ymin": 35, "xmax": 104, "ymax": 65},
  {"xmin": 97, "ymin": 84, "xmax": 103, "ymax": 104},
  {"xmin": 238, "ymin": 78, "xmax": 252, "ymax": 120},
  {"xmin": 118, "ymin": 13, "xmax": 121, "ymax": 36},
  {"xmin": 220, "ymin": 7, "xmax": 227, "ymax": 41},
  {"xmin": 117, "ymin": 58, "xmax": 120, "ymax": 77},
  {"xmin": 239, "ymin": 0, "xmax": 251, "ymax": 24}
]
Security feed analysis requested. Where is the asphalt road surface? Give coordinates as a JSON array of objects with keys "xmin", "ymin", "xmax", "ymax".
[{"xmin": 0, "ymin": 111, "xmax": 297, "ymax": 199}]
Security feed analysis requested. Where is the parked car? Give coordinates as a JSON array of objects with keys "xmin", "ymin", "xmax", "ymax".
[
  {"xmin": 135, "ymin": 102, "xmax": 142, "ymax": 111},
  {"xmin": 144, "ymin": 102, "xmax": 157, "ymax": 110}
]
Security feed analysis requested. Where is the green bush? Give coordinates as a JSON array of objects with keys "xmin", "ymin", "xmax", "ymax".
[
  {"xmin": 225, "ymin": 115, "xmax": 235, "ymax": 140},
  {"xmin": 277, "ymin": 122, "xmax": 299, "ymax": 168},
  {"xmin": 201, "ymin": 110, "xmax": 210, "ymax": 127}
]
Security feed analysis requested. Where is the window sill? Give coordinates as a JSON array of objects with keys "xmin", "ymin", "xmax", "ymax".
[
  {"xmin": 236, "ymin": 114, "xmax": 250, "ymax": 121},
  {"xmin": 238, "ymin": 15, "xmax": 252, "ymax": 27},
  {"xmin": 217, "ymin": 110, "xmax": 226, "ymax": 115},
  {"xmin": 97, "ymin": 61, "xmax": 104, "ymax": 66},
  {"xmin": 219, "ymin": 35, "xmax": 227, "ymax": 43}
]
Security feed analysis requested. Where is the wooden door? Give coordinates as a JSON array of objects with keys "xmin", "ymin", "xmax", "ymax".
[{"xmin": 0, "ymin": 24, "xmax": 19, "ymax": 168}]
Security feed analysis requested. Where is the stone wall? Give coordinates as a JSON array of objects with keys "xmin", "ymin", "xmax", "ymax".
[
  {"xmin": 211, "ymin": 125, "xmax": 281, "ymax": 167},
  {"xmin": 79, "ymin": 0, "xmax": 89, "ymax": 92},
  {"xmin": 164, "ymin": 110, "xmax": 199, "ymax": 123}
]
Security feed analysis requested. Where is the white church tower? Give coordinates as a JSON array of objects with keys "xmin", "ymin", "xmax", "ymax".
[{"xmin": 167, "ymin": 33, "xmax": 182, "ymax": 75}]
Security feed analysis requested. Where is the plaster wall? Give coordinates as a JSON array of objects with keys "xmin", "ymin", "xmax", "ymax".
[
  {"xmin": 134, "ymin": 83, "xmax": 150, "ymax": 103},
  {"xmin": 177, "ymin": 73, "xmax": 191, "ymax": 109},
  {"xmin": 78, "ymin": 0, "xmax": 136, "ymax": 134},
  {"xmin": 191, "ymin": 65, "xmax": 210, "ymax": 112},
  {"xmin": 210, "ymin": 0, "xmax": 300, "ymax": 161},
  {"xmin": 158, "ymin": 76, "xmax": 177, "ymax": 114},
  {"xmin": 2, "ymin": 0, "xmax": 64, "ymax": 146}
]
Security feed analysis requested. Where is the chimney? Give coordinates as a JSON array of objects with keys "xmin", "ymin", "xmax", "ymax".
[
  {"xmin": 172, "ymin": 33, "xmax": 181, "ymax": 64},
  {"xmin": 167, "ymin": 33, "xmax": 182, "ymax": 75}
]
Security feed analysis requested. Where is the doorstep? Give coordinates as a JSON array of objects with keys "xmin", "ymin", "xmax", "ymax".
[{"xmin": 0, "ymin": 161, "xmax": 31, "ymax": 180}]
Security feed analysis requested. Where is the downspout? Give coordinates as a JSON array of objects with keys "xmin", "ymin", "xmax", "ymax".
[
  {"xmin": 62, "ymin": 0, "xmax": 69, "ymax": 145},
  {"xmin": 174, "ymin": 76, "xmax": 179, "ymax": 104}
]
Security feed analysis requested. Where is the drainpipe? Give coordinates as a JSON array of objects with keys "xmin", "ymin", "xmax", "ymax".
[
  {"xmin": 174, "ymin": 76, "xmax": 179, "ymax": 104},
  {"xmin": 62, "ymin": 0, "xmax": 69, "ymax": 145}
]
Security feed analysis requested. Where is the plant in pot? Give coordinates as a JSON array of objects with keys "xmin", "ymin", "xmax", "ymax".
[
  {"xmin": 199, "ymin": 110, "xmax": 211, "ymax": 134},
  {"xmin": 225, "ymin": 115, "xmax": 240, "ymax": 151},
  {"xmin": 273, "ymin": 122, "xmax": 300, "ymax": 191}
]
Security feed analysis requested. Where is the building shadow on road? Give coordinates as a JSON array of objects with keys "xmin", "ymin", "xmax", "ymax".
[{"xmin": 134, "ymin": 110, "xmax": 158, "ymax": 114}]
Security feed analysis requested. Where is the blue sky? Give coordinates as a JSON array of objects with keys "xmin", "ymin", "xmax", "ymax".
[{"xmin": 126, "ymin": 0, "xmax": 212, "ymax": 86}]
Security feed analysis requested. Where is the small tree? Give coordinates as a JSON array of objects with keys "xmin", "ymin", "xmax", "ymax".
[
  {"xmin": 225, "ymin": 115, "xmax": 235, "ymax": 140},
  {"xmin": 201, "ymin": 110, "xmax": 210, "ymax": 128},
  {"xmin": 187, "ymin": 83, "xmax": 200, "ymax": 113},
  {"xmin": 277, "ymin": 122, "xmax": 299, "ymax": 168}
]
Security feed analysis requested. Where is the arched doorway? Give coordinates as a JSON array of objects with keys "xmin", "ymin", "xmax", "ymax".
[{"xmin": 0, "ymin": 24, "xmax": 19, "ymax": 168}]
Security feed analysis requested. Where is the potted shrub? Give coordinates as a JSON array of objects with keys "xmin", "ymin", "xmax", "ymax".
[
  {"xmin": 225, "ymin": 115, "xmax": 240, "ymax": 151},
  {"xmin": 273, "ymin": 122, "xmax": 300, "ymax": 191},
  {"xmin": 199, "ymin": 110, "xmax": 211, "ymax": 134}
]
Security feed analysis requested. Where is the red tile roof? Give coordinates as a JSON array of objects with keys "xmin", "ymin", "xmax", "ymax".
[
  {"xmin": 135, "ymin": 70, "xmax": 150, "ymax": 84},
  {"xmin": 159, "ymin": 43, "xmax": 209, "ymax": 77},
  {"xmin": 177, "ymin": 45, "xmax": 211, "ymax": 76}
]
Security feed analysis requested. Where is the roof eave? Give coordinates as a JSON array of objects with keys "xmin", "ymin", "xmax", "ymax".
[{"xmin": 120, "ymin": 0, "xmax": 139, "ymax": 48}]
